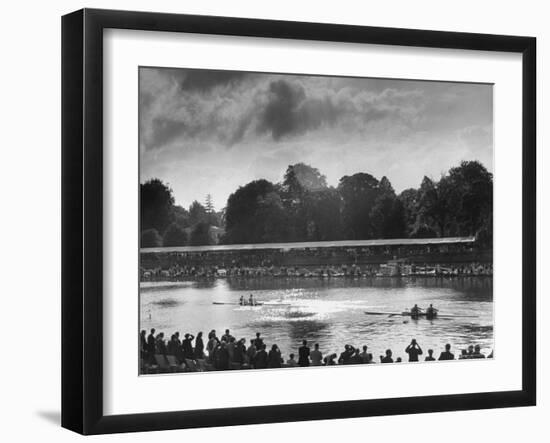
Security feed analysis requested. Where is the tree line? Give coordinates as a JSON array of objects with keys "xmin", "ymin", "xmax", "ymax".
[{"xmin": 140, "ymin": 160, "xmax": 492, "ymax": 248}]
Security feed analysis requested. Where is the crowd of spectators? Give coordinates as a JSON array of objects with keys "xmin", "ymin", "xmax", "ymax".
[
  {"xmin": 140, "ymin": 242, "xmax": 492, "ymax": 282},
  {"xmin": 140, "ymin": 328, "xmax": 492, "ymax": 374},
  {"xmin": 140, "ymin": 261, "xmax": 493, "ymax": 282}
]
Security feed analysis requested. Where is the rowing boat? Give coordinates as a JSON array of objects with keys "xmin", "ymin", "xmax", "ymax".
[
  {"xmin": 364, "ymin": 311, "xmax": 478, "ymax": 319},
  {"xmin": 212, "ymin": 301, "xmax": 291, "ymax": 307},
  {"xmin": 213, "ymin": 302, "xmax": 264, "ymax": 306}
]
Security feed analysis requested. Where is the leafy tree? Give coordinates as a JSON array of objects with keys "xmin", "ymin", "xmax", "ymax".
[
  {"xmin": 282, "ymin": 163, "xmax": 327, "ymax": 198},
  {"xmin": 281, "ymin": 163, "xmax": 329, "ymax": 240},
  {"xmin": 445, "ymin": 160, "xmax": 493, "ymax": 237},
  {"xmin": 140, "ymin": 179, "xmax": 174, "ymax": 233},
  {"xmin": 189, "ymin": 222, "xmax": 212, "ymax": 246},
  {"xmin": 338, "ymin": 173, "xmax": 380, "ymax": 239},
  {"xmin": 172, "ymin": 205, "xmax": 190, "ymax": 229},
  {"xmin": 163, "ymin": 222, "xmax": 188, "ymax": 247},
  {"xmin": 255, "ymin": 191, "xmax": 291, "ymax": 243},
  {"xmin": 306, "ymin": 187, "xmax": 343, "ymax": 241},
  {"xmin": 223, "ymin": 179, "xmax": 280, "ymax": 244},
  {"xmin": 205, "ymin": 194, "xmax": 214, "ymax": 213},
  {"xmin": 417, "ymin": 176, "xmax": 452, "ymax": 237},
  {"xmin": 141, "ymin": 228, "xmax": 163, "ymax": 248},
  {"xmin": 188, "ymin": 200, "xmax": 208, "ymax": 226},
  {"xmin": 398, "ymin": 188, "xmax": 420, "ymax": 236}
]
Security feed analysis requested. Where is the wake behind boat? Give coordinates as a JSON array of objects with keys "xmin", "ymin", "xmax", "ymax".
[{"xmin": 212, "ymin": 300, "xmax": 291, "ymax": 307}]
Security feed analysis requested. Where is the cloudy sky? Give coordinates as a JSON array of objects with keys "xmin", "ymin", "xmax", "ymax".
[{"xmin": 140, "ymin": 67, "xmax": 493, "ymax": 211}]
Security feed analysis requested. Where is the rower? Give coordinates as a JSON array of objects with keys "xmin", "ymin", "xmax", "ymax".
[
  {"xmin": 239, "ymin": 295, "xmax": 244, "ymax": 306},
  {"xmin": 410, "ymin": 304, "xmax": 422, "ymax": 318},
  {"xmin": 426, "ymin": 304, "xmax": 438, "ymax": 319},
  {"xmin": 249, "ymin": 294, "xmax": 254, "ymax": 306}
]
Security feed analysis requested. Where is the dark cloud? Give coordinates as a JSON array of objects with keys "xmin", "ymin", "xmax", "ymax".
[
  {"xmin": 257, "ymin": 80, "xmax": 306, "ymax": 139},
  {"xmin": 256, "ymin": 79, "xmax": 393, "ymax": 141},
  {"xmin": 257, "ymin": 80, "xmax": 342, "ymax": 140},
  {"xmin": 179, "ymin": 69, "xmax": 248, "ymax": 92}
]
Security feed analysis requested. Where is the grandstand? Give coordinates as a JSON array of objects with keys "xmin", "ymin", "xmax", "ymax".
[{"xmin": 140, "ymin": 236, "xmax": 492, "ymax": 277}]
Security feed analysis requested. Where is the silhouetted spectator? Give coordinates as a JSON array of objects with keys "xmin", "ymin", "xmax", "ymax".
[
  {"xmin": 350, "ymin": 348, "xmax": 362, "ymax": 364},
  {"xmin": 310, "ymin": 343, "xmax": 323, "ymax": 366},
  {"xmin": 222, "ymin": 329, "xmax": 234, "ymax": 342},
  {"xmin": 181, "ymin": 333, "xmax": 194, "ymax": 359},
  {"xmin": 298, "ymin": 340, "xmax": 310, "ymax": 367},
  {"xmin": 253, "ymin": 332, "xmax": 264, "ymax": 350},
  {"xmin": 324, "ymin": 353, "xmax": 337, "ymax": 365},
  {"xmin": 405, "ymin": 339, "xmax": 423, "ymax": 362},
  {"xmin": 438, "ymin": 344, "xmax": 455, "ymax": 361},
  {"xmin": 254, "ymin": 344, "xmax": 268, "ymax": 369},
  {"xmin": 472, "ymin": 344, "xmax": 486, "ymax": 358},
  {"xmin": 380, "ymin": 349, "xmax": 393, "ymax": 363},
  {"xmin": 147, "ymin": 328, "xmax": 156, "ymax": 363},
  {"xmin": 268, "ymin": 344, "xmax": 283, "ymax": 368},
  {"xmin": 140, "ymin": 330, "xmax": 147, "ymax": 359},
  {"xmin": 286, "ymin": 353, "xmax": 298, "ymax": 367},
  {"xmin": 234, "ymin": 338, "xmax": 246, "ymax": 364},
  {"xmin": 425, "ymin": 349, "xmax": 435, "ymax": 361},
  {"xmin": 246, "ymin": 339, "xmax": 256, "ymax": 365},
  {"xmin": 194, "ymin": 331, "xmax": 204, "ymax": 359},
  {"xmin": 156, "ymin": 332, "xmax": 167, "ymax": 355}
]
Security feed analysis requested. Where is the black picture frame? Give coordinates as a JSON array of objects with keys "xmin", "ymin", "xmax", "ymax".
[{"xmin": 61, "ymin": 8, "xmax": 536, "ymax": 435}]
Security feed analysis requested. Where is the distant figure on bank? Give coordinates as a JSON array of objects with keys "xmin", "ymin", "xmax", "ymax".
[
  {"xmin": 298, "ymin": 340, "xmax": 310, "ymax": 367},
  {"xmin": 380, "ymin": 349, "xmax": 393, "ymax": 363},
  {"xmin": 405, "ymin": 339, "xmax": 423, "ymax": 362},
  {"xmin": 467, "ymin": 345, "xmax": 474, "ymax": 357},
  {"xmin": 310, "ymin": 343, "xmax": 323, "ymax": 366},
  {"xmin": 239, "ymin": 295, "xmax": 245, "ymax": 306},
  {"xmin": 438, "ymin": 343, "xmax": 455, "ymax": 361},
  {"xmin": 268, "ymin": 344, "xmax": 283, "ymax": 368},
  {"xmin": 286, "ymin": 353, "xmax": 298, "ymax": 367},
  {"xmin": 459, "ymin": 349, "xmax": 468, "ymax": 359},
  {"xmin": 249, "ymin": 294, "xmax": 255, "ymax": 306},
  {"xmin": 425, "ymin": 349, "xmax": 435, "ymax": 361}
]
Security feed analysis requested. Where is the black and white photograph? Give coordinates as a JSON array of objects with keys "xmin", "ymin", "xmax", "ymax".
[{"xmin": 138, "ymin": 67, "xmax": 494, "ymax": 374}]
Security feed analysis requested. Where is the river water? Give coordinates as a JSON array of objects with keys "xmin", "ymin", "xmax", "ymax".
[{"xmin": 140, "ymin": 277, "xmax": 493, "ymax": 362}]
